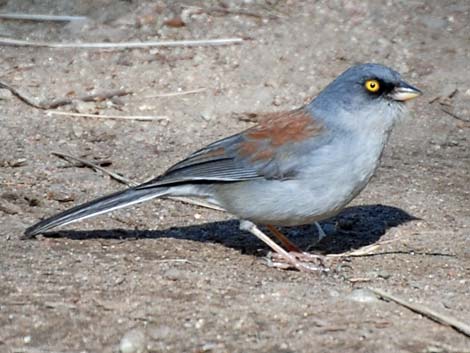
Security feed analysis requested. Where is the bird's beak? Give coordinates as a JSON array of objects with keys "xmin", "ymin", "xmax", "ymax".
[{"xmin": 390, "ymin": 81, "xmax": 422, "ymax": 102}]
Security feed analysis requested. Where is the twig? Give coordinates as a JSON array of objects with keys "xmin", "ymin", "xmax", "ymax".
[
  {"xmin": 448, "ymin": 89, "xmax": 459, "ymax": 99},
  {"xmin": 0, "ymin": 37, "xmax": 243, "ymax": 49},
  {"xmin": 143, "ymin": 87, "xmax": 206, "ymax": 98},
  {"xmin": 205, "ymin": 6, "xmax": 280, "ymax": 19},
  {"xmin": 426, "ymin": 341, "xmax": 470, "ymax": 353},
  {"xmin": 43, "ymin": 89, "xmax": 132, "ymax": 109},
  {"xmin": 348, "ymin": 277, "xmax": 372, "ymax": 283},
  {"xmin": 0, "ymin": 13, "xmax": 87, "ymax": 22},
  {"xmin": 51, "ymin": 152, "xmax": 136, "ymax": 186},
  {"xmin": 1, "ymin": 80, "xmax": 167, "ymax": 122},
  {"xmin": 331, "ymin": 249, "xmax": 456, "ymax": 259},
  {"xmin": 182, "ymin": 4, "xmax": 282, "ymax": 20},
  {"xmin": 44, "ymin": 301, "xmax": 77, "ymax": 309},
  {"xmin": 0, "ymin": 80, "xmax": 42, "ymax": 109},
  {"xmin": 0, "ymin": 81, "xmax": 132, "ymax": 110},
  {"xmin": 369, "ymin": 288, "xmax": 470, "ymax": 338},
  {"xmin": 327, "ymin": 239, "xmax": 399, "ymax": 258},
  {"xmin": 441, "ymin": 107, "xmax": 470, "ymax": 123},
  {"xmin": 428, "ymin": 96, "xmax": 440, "ymax": 104},
  {"xmin": 57, "ymin": 158, "xmax": 112, "ymax": 168},
  {"xmin": 154, "ymin": 258, "xmax": 192, "ymax": 263},
  {"xmin": 46, "ymin": 110, "xmax": 169, "ymax": 122}
]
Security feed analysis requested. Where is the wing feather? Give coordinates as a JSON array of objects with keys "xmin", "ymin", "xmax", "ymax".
[{"xmin": 137, "ymin": 107, "xmax": 325, "ymax": 189}]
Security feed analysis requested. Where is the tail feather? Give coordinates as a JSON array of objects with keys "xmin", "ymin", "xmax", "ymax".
[{"xmin": 24, "ymin": 187, "xmax": 168, "ymax": 237}]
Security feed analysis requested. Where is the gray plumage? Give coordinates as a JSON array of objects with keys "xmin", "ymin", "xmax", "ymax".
[{"xmin": 25, "ymin": 63, "xmax": 421, "ymax": 237}]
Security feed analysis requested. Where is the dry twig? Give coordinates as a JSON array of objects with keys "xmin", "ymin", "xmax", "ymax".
[
  {"xmin": 143, "ymin": 87, "xmax": 206, "ymax": 98},
  {"xmin": 327, "ymin": 239, "xmax": 399, "ymax": 258},
  {"xmin": 425, "ymin": 341, "xmax": 470, "ymax": 353},
  {"xmin": 51, "ymin": 152, "xmax": 136, "ymax": 186},
  {"xmin": 0, "ymin": 80, "xmax": 169, "ymax": 122},
  {"xmin": 0, "ymin": 37, "xmax": 243, "ymax": 49},
  {"xmin": 0, "ymin": 80, "xmax": 132, "ymax": 110},
  {"xmin": 46, "ymin": 110, "xmax": 168, "ymax": 122},
  {"xmin": 182, "ymin": 4, "xmax": 282, "ymax": 20},
  {"xmin": 204, "ymin": 6, "xmax": 280, "ymax": 19},
  {"xmin": 0, "ymin": 13, "xmax": 87, "ymax": 22},
  {"xmin": 154, "ymin": 258, "xmax": 192, "ymax": 264},
  {"xmin": 44, "ymin": 89, "xmax": 131, "ymax": 109},
  {"xmin": 370, "ymin": 288, "xmax": 470, "ymax": 338},
  {"xmin": 0, "ymin": 80, "xmax": 42, "ymax": 109},
  {"xmin": 441, "ymin": 107, "xmax": 470, "ymax": 123}
]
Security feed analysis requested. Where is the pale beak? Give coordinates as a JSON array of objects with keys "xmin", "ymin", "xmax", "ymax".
[{"xmin": 390, "ymin": 81, "xmax": 422, "ymax": 102}]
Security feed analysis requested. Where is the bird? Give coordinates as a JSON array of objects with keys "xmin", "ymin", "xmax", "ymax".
[{"xmin": 25, "ymin": 63, "xmax": 421, "ymax": 271}]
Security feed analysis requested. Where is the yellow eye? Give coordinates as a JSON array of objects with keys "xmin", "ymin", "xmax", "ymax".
[{"xmin": 365, "ymin": 79, "xmax": 380, "ymax": 93}]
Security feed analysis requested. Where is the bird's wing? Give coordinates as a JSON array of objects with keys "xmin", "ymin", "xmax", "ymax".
[{"xmin": 137, "ymin": 107, "xmax": 326, "ymax": 189}]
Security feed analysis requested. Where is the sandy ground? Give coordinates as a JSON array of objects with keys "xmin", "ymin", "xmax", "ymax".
[{"xmin": 0, "ymin": 1, "xmax": 469, "ymax": 352}]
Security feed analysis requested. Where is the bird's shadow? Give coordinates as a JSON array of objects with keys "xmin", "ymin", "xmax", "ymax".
[{"xmin": 42, "ymin": 204, "xmax": 418, "ymax": 255}]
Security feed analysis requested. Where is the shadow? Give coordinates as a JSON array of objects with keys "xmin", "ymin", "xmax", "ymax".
[{"xmin": 41, "ymin": 204, "xmax": 418, "ymax": 255}]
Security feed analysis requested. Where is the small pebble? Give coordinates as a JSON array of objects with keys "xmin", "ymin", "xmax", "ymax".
[
  {"xmin": 0, "ymin": 200, "xmax": 22, "ymax": 215},
  {"xmin": 119, "ymin": 329, "xmax": 147, "ymax": 353},
  {"xmin": 377, "ymin": 271, "xmax": 391, "ymax": 280},
  {"xmin": 347, "ymin": 288, "xmax": 378, "ymax": 303},
  {"xmin": 163, "ymin": 268, "xmax": 186, "ymax": 281},
  {"xmin": 9, "ymin": 158, "xmax": 27, "ymax": 168},
  {"xmin": 0, "ymin": 88, "xmax": 13, "ymax": 100}
]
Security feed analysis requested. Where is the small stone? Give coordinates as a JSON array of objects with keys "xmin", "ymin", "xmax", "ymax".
[
  {"xmin": 347, "ymin": 288, "xmax": 378, "ymax": 303},
  {"xmin": 47, "ymin": 187, "xmax": 76, "ymax": 203},
  {"xmin": 198, "ymin": 342, "xmax": 219, "ymax": 352},
  {"xmin": 72, "ymin": 124, "xmax": 84, "ymax": 138},
  {"xmin": 272, "ymin": 95, "xmax": 283, "ymax": 106},
  {"xmin": 200, "ymin": 109, "xmax": 213, "ymax": 121},
  {"xmin": 377, "ymin": 271, "xmax": 391, "ymax": 280},
  {"xmin": 0, "ymin": 200, "xmax": 22, "ymax": 215},
  {"xmin": 25, "ymin": 197, "xmax": 41, "ymax": 207},
  {"xmin": 119, "ymin": 329, "xmax": 147, "ymax": 353},
  {"xmin": 9, "ymin": 158, "xmax": 27, "ymax": 168},
  {"xmin": 0, "ymin": 88, "xmax": 13, "ymax": 100},
  {"xmin": 164, "ymin": 17, "xmax": 185, "ymax": 27},
  {"xmin": 163, "ymin": 268, "xmax": 186, "ymax": 281},
  {"xmin": 147, "ymin": 325, "xmax": 171, "ymax": 340},
  {"xmin": 73, "ymin": 101, "xmax": 97, "ymax": 113}
]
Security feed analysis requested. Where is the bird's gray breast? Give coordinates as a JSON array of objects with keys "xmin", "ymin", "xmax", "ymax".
[{"xmin": 211, "ymin": 130, "xmax": 390, "ymax": 226}]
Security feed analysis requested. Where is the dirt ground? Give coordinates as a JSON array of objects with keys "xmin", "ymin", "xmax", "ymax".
[{"xmin": 0, "ymin": 1, "xmax": 469, "ymax": 352}]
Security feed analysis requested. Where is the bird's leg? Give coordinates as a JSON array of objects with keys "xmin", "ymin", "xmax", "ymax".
[
  {"xmin": 306, "ymin": 222, "xmax": 328, "ymax": 251},
  {"xmin": 239, "ymin": 220, "xmax": 323, "ymax": 272},
  {"xmin": 266, "ymin": 224, "xmax": 302, "ymax": 252},
  {"xmin": 266, "ymin": 223, "xmax": 328, "ymax": 265},
  {"xmin": 267, "ymin": 223, "xmax": 332, "ymax": 268},
  {"xmin": 315, "ymin": 222, "xmax": 327, "ymax": 241}
]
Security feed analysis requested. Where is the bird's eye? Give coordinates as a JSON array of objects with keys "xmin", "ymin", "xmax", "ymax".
[{"xmin": 365, "ymin": 79, "xmax": 380, "ymax": 93}]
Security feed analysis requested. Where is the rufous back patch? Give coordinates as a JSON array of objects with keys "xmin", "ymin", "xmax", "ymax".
[{"xmin": 238, "ymin": 108, "xmax": 323, "ymax": 162}]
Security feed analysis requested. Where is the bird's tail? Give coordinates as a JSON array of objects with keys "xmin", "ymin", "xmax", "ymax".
[{"xmin": 24, "ymin": 186, "xmax": 168, "ymax": 238}]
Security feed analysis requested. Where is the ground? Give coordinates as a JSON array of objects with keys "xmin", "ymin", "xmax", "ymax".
[{"xmin": 0, "ymin": 1, "xmax": 469, "ymax": 352}]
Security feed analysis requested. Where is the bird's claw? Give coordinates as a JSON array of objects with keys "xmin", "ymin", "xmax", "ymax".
[{"xmin": 266, "ymin": 251, "xmax": 331, "ymax": 273}]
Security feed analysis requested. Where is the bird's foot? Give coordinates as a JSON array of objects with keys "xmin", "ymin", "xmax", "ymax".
[
  {"xmin": 240, "ymin": 220, "xmax": 336, "ymax": 273},
  {"xmin": 266, "ymin": 251, "xmax": 331, "ymax": 273}
]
